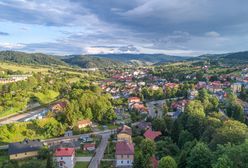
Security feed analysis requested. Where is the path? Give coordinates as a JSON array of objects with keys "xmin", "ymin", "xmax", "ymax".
[
  {"xmin": 88, "ymin": 132, "xmax": 111, "ymax": 168},
  {"xmin": 76, "ymin": 157, "xmax": 92, "ymax": 162}
]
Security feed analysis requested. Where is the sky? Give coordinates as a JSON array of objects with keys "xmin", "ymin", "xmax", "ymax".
[{"xmin": 0, "ymin": 0, "xmax": 248, "ymax": 56}]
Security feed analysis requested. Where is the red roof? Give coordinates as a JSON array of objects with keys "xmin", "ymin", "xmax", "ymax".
[
  {"xmin": 54, "ymin": 148, "xmax": 75, "ymax": 157},
  {"xmin": 150, "ymin": 157, "xmax": 159, "ymax": 168},
  {"xmin": 144, "ymin": 128, "xmax": 161, "ymax": 140},
  {"xmin": 115, "ymin": 141, "xmax": 134, "ymax": 155},
  {"xmin": 77, "ymin": 119, "xmax": 92, "ymax": 126},
  {"xmin": 83, "ymin": 143, "xmax": 96, "ymax": 148},
  {"xmin": 128, "ymin": 97, "xmax": 141, "ymax": 103},
  {"xmin": 118, "ymin": 125, "xmax": 132, "ymax": 136}
]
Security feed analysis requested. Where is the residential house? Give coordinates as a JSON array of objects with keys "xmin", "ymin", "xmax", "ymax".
[
  {"xmin": 8, "ymin": 139, "xmax": 43, "ymax": 160},
  {"xmin": 150, "ymin": 156, "xmax": 159, "ymax": 168},
  {"xmin": 231, "ymin": 83, "xmax": 242, "ymax": 93},
  {"xmin": 77, "ymin": 119, "xmax": 92, "ymax": 129},
  {"xmin": 117, "ymin": 125, "xmax": 132, "ymax": 143},
  {"xmin": 115, "ymin": 141, "xmax": 134, "ymax": 167},
  {"xmin": 51, "ymin": 102, "xmax": 67, "ymax": 113},
  {"xmin": 171, "ymin": 100, "xmax": 189, "ymax": 112},
  {"xmin": 131, "ymin": 102, "xmax": 148, "ymax": 114},
  {"xmin": 144, "ymin": 128, "xmax": 162, "ymax": 141},
  {"xmin": 54, "ymin": 148, "xmax": 76, "ymax": 168},
  {"xmin": 136, "ymin": 122, "xmax": 152, "ymax": 131}
]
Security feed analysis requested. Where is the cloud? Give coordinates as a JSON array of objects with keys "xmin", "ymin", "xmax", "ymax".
[
  {"xmin": 0, "ymin": 42, "xmax": 25, "ymax": 49},
  {"xmin": 205, "ymin": 31, "xmax": 220, "ymax": 37},
  {"xmin": 0, "ymin": 31, "xmax": 9, "ymax": 36}
]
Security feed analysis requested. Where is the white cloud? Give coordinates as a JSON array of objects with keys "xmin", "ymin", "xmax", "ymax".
[
  {"xmin": 0, "ymin": 42, "xmax": 25, "ymax": 49},
  {"xmin": 205, "ymin": 31, "xmax": 221, "ymax": 37}
]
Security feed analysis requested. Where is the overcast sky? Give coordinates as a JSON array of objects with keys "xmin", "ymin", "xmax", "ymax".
[{"xmin": 0, "ymin": 0, "xmax": 248, "ymax": 56}]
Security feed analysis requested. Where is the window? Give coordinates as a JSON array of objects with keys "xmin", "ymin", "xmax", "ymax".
[
  {"xmin": 121, "ymin": 155, "xmax": 123, "ymax": 158},
  {"xmin": 121, "ymin": 161, "xmax": 123, "ymax": 164},
  {"xmin": 127, "ymin": 155, "xmax": 129, "ymax": 158},
  {"xmin": 60, "ymin": 162, "xmax": 63, "ymax": 166},
  {"xmin": 15, "ymin": 154, "xmax": 17, "ymax": 157},
  {"xmin": 127, "ymin": 160, "xmax": 129, "ymax": 164},
  {"xmin": 61, "ymin": 157, "xmax": 63, "ymax": 160},
  {"xmin": 25, "ymin": 152, "xmax": 27, "ymax": 155}
]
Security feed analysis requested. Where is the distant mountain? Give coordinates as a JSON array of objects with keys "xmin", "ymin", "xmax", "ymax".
[
  {"xmin": 196, "ymin": 51, "xmax": 248, "ymax": 64},
  {"xmin": 86, "ymin": 54, "xmax": 190, "ymax": 64},
  {"xmin": 63, "ymin": 55, "xmax": 124, "ymax": 68},
  {"xmin": 0, "ymin": 51, "xmax": 67, "ymax": 66}
]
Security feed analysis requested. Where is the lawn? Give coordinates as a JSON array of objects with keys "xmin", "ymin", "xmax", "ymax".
[
  {"xmin": 34, "ymin": 90, "xmax": 59, "ymax": 104},
  {"xmin": 76, "ymin": 150, "xmax": 94, "ymax": 157},
  {"xmin": 0, "ymin": 151, "xmax": 8, "ymax": 167},
  {"xmin": 0, "ymin": 62, "xmax": 50, "ymax": 73},
  {"xmin": 100, "ymin": 161, "xmax": 115, "ymax": 168},
  {"xmin": 75, "ymin": 162, "xmax": 89, "ymax": 168},
  {"xmin": 103, "ymin": 140, "xmax": 115, "ymax": 159}
]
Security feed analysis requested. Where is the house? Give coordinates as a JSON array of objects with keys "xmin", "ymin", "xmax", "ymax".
[
  {"xmin": 115, "ymin": 141, "xmax": 134, "ymax": 167},
  {"xmin": 54, "ymin": 148, "xmax": 76, "ymax": 168},
  {"xmin": 128, "ymin": 97, "xmax": 141, "ymax": 108},
  {"xmin": 136, "ymin": 122, "xmax": 152, "ymax": 131},
  {"xmin": 166, "ymin": 111, "xmax": 181, "ymax": 119},
  {"xmin": 171, "ymin": 100, "xmax": 189, "ymax": 112},
  {"xmin": 51, "ymin": 102, "xmax": 67, "ymax": 113},
  {"xmin": 231, "ymin": 83, "xmax": 242, "ymax": 93},
  {"xmin": 196, "ymin": 81, "xmax": 207, "ymax": 90},
  {"xmin": 83, "ymin": 143, "xmax": 96, "ymax": 151},
  {"xmin": 144, "ymin": 128, "xmax": 162, "ymax": 141},
  {"xmin": 117, "ymin": 125, "xmax": 132, "ymax": 143},
  {"xmin": 131, "ymin": 103, "xmax": 148, "ymax": 114},
  {"xmin": 8, "ymin": 139, "xmax": 43, "ymax": 160},
  {"xmin": 77, "ymin": 119, "xmax": 92, "ymax": 129}
]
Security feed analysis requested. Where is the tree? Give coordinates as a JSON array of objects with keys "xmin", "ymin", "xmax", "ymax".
[
  {"xmin": 212, "ymin": 155, "xmax": 233, "ymax": 168},
  {"xmin": 178, "ymin": 130, "xmax": 194, "ymax": 148},
  {"xmin": 210, "ymin": 120, "xmax": 248, "ymax": 148},
  {"xmin": 140, "ymin": 139, "xmax": 156, "ymax": 157},
  {"xmin": 158, "ymin": 156, "xmax": 177, "ymax": 168},
  {"xmin": 187, "ymin": 142, "xmax": 212, "ymax": 168}
]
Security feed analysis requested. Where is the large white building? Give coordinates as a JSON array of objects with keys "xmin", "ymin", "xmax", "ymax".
[{"xmin": 54, "ymin": 148, "xmax": 76, "ymax": 168}]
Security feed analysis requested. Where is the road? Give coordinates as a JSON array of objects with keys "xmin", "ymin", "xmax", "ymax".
[
  {"xmin": 88, "ymin": 132, "xmax": 111, "ymax": 168},
  {"xmin": 0, "ymin": 129, "xmax": 115, "ymax": 150},
  {"xmin": 0, "ymin": 107, "xmax": 47, "ymax": 125}
]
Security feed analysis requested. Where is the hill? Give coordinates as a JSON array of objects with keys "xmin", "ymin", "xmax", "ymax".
[
  {"xmin": 195, "ymin": 51, "xmax": 248, "ymax": 65},
  {"xmin": 63, "ymin": 55, "xmax": 124, "ymax": 68},
  {"xmin": 87, "ymin": 53, "xmax": 190, "ymax": 64},
  {"xmin": 0, "ymin": 51, "xmax": 67, "ymax": 66}
]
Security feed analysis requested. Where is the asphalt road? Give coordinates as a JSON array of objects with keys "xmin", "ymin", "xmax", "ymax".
[{"xmin": 88, "ymin": 132, "xmax": 111, "ymax": 168}]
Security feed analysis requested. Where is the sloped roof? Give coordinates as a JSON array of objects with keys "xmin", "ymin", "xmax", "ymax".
[
  {"xmin": 118, "ymin": 125, "xmax": 132, "ymax": 136},
  {"xmin": 144, "ymin": 128, "xmax": 161, "ymax": 140},
  {"xmin": 115, "ymin": 141, "xmax": 134, "ymax": 155},
  {"xmin": 8, "ymin": 139, "xmax": 43, "ymax": 155},
  {"xmin": 54, "ymin": 148, "xmax": 75, "ymax": 157}
]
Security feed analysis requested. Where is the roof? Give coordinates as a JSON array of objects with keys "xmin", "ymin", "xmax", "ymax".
[
  {"xmin": 77, "ymin": 119, "xmax": 92, "ymax": 125},
  {"xmin": 150, "ymin": 157, "xmax": 159, "ymax": 168},
  {"xmin": 54, "ymin": 148, "xmax": 75, "ymax": 157},
  {"xmin": 115, "ymin": 141, "xmax": 134, "ymax": 155},
  {"xmin": 8, "ymin": 139, "xmax": 43, "ymax": 155},
  {"xmin": 144, "ymin": 128, "xmax": 162, "ymax": 140},
  {"xmin": 128, "ymin": 97, "xmax": 141, "ymax": 103},
  {"xmin": 83, "ymin": 143, "xmax": 96, "ymax": 148},
  {"xmin": 118, "ymin": 125, "xmax": 132, "ymax": 136}
]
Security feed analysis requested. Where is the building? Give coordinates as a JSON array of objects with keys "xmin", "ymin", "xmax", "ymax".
[
  {"xmin": 83, "ymin": 143, "xmax": 96, "ymax": 151},
  {"xmin": 144, "ymin": 128, "xmax": 162, "ymax": 141},
  {"xmin": 54, "ymin": 148, "xmax": 76, "ymax": 168},
  {"xmin": 51, "ymin": 102, "xmax": 67, "ymax": 113},
  {"xmin": 8, "ymin": 139, "xmax": 43, "ymax": 160},
  {"xmin": 117, "ymin": 125, "xmax": 132, "ymax": 143},
  {"xmin": 77, "ymin": 119, "xmax": 92, "ymax": 129},
  {"xmin": 128, "ymin": 97, "xmax": 141, "ymax": 108},
  {"xmin": 231, "ymin": 83, "xmax": 242, "ymax": 93},
  {"xmin": 115, "ymin": 141, "xmax": 134, "ymax": 167}
]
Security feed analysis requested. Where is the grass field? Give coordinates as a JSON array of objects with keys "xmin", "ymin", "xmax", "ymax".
[
  {"xmin": 34, "ymin": 90, "xmax": 60, "ymax": 104},
  {"xmin": 76, "ymin": 150, "xmax": 94, "ymax": 157},
  {"xmin": 75, "ymin": 162, "xmax": 89, "ymax": 168},
  {"xmin": 0, "ymin": 62, "xmax": 50, "ymax": 73},
  {"xmin": 0, "ymin": 153, "xmax": 8, "ymax": 167}
]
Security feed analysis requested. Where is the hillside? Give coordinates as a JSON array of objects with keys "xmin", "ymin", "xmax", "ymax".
[
  {"xmin": 0, "ymin": 51, "xmax": 67, "ymax": 66},
  {"xmin": 195, "ymin": 51, "xmax": 248, "ymax": 65},
  {"xmin": 86, "ymin": 54, "xmax": 190, "ymax": 64},
  {"xmin": 63, "ymin": 55, "xmax": 124, "ymax": 68}
]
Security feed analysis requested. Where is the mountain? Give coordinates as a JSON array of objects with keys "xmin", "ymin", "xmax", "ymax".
[
  {"xmin": 86, "ymin": 54, "xmax": 190, "ymax": 64},
  {"xmin": 0, "ymin": 51, "xmax": 67, "ymax": 66},
  {"xmin": 196, "ymin": 51, "xmax": 248, "ymax": 64},
  {"xmin": 63, "ymin": 55, "xmax": 124, "ymax": 68}
]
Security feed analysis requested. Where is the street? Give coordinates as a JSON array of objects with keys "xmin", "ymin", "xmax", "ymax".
[{"xmin": 88, "ymin": 132, "xmax": 111, "ymax": 168}]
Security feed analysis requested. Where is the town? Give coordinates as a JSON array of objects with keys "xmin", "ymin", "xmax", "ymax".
[{"xmin": 1, "ymin": 60, "xmax": 248, "ymax": 168}]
